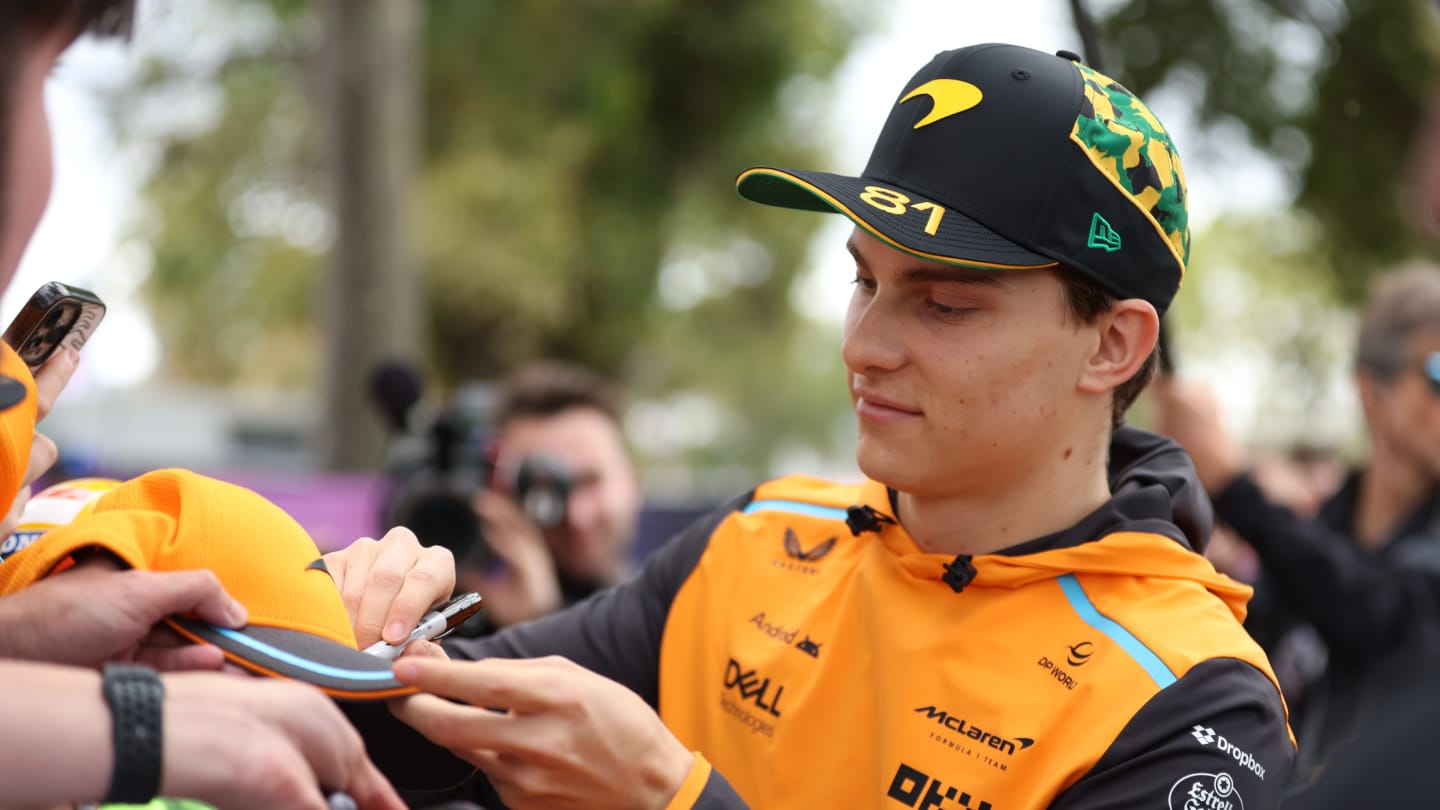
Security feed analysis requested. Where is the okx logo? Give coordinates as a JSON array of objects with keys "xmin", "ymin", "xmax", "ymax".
[
  {"xmin": 886, "ymin": 763, "xmax": 991, "ymax": 810},
  {"xmin": 1190, "ymin": 725, "xmax": 1266, "ymax": 780}
]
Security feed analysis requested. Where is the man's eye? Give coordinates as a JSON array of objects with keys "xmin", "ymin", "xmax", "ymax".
[{"xmin": 925, "ymin": 299, "xmax": 973, "ymax": 320}]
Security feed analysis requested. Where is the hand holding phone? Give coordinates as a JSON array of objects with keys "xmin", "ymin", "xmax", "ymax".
[{"xmin": 2, "ymin": 281, "xmax": 106, "ymax": 368}]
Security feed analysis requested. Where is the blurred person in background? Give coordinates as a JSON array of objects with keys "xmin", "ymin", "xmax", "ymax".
[
  {"xmin": 330, "ymin": 43, "xmax": 1295, "ymax": 809},
  {"xmin": 1152, "ymin": 264, "xmax": 1440, "ymax": 789},
  {"xmin": 457, "ymin": 362, "xmax": 642, "ymax": 632},
  {"xmin": 1198, "ymin": 449, "xmax": 1341, "ymax": 715},
  {"xmin": 0, "ymin": 3, "xmax": 405, "ymax": 808}
]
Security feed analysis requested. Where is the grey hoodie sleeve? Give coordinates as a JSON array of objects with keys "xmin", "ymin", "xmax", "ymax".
[
  {"xmin": 440, "ymin": 490, "xmax": 753, "ymax": 707},
  {"xmin": 392, "ymin": 493, "xmax": 756, "ymax": 809},
  {"xmin": 1048, "ymin": 658, "xmax": 1293, "ymax": 810}
]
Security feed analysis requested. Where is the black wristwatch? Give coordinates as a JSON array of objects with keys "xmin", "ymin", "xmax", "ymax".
[{"xmin": 101, "ymin": 663, "xmax": 165, "ymax": 804}]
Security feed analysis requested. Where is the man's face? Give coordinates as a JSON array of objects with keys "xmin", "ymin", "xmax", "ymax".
[
  {"xmin": 497, "ymin": 407, "xmax": 640, "ymax": 584},
  {"xmin": 0, "ymin": 27, "xmax": 69, "ymax": 289},
  {"xmin": 1367, "ymin": 329, "xmax": 1440, "ymax": 483},
  {"xmin": 841, "ymin": 228, "xmax": 1096, "ymax": 497}
]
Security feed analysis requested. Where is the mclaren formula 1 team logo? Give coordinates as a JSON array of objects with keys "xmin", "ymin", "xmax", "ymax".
[{"xmin": 899, "ymin": 79, "xmax": 983, "ymax": 129}]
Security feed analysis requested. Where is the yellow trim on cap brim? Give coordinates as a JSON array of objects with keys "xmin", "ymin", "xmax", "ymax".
[{"xmin": 737, "ymin": 168, "xmax": 1058, "ymax": 272}]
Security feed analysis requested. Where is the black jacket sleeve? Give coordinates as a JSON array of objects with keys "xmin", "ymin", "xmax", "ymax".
[
  {"xmin": 439, "ymin": 491, "xmax": 752, "ymax": 707},
  {"xmin": 1214, "ymin": 472, "xmax": 1440, "ymax": 661},
  {"xmin": 1048, "ymin": 658, "xmax": 1294, "ymax": 810},
  {"xmin": 381, "ymin": 494, "xmax": 755, "ymax": 809}
]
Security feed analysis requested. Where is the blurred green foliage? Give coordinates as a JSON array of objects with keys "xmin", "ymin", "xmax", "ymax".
[
  {"xmin": 117, "ymin": 0, "xmax": 869, "ymax": 481},
  {"xmin": 1098, "ymin": 0, "xmax": 1440, "ymax": 301}
]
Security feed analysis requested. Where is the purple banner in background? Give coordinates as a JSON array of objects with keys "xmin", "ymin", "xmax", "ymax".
[{"xmin": 202, "ymin": 470, "xmax": 386, "ymax": 552}]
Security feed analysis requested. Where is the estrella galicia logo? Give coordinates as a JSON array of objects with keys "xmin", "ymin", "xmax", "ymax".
[
  {"xmin": 1169, "ymin": 772, "xmax": 1243, "ymax": 810},
  {"xmin": 914, "ymin": 705, "xmax": 1034, "ymax": 756},
  {"xmin": 784, "ymin": 528, "xmax": 835, "ymax": 562},
  {"xmin": 1190, "ymin": 725, "xmax": 1266, "ymax": 780},
  {"xmin": 723, "ymin": 658, "xmax": 785, "ymax": 717},
  {"xmin": 795, "ymin": 635, "xmax": 821, "ymax": 658},
  {"xmin": 887, "ymin": 762, "xmax": 992, "ymax": 810},
  {"xmin": 1066, "ymin": 641, "xmax": 1094, "ymax": 667}
]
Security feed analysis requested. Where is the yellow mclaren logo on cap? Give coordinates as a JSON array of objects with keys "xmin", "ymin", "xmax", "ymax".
[{"xmin": 899, "ymin": 79, "xmax": 983, "ymax": 129}]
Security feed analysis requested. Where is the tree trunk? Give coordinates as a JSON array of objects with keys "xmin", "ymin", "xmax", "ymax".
[{"xmin": 319, "ymin": 0, "xmax": 423, "ymax": 471}]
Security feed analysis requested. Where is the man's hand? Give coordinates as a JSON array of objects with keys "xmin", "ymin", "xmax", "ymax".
[
  {"xmin": 162, "ymin": 672, "xmax": 406, "ymax": 810},
  {"xmin": 0, "ymin": 554, "xmax": 247, "ymax": 669},
  {"xmin": 323, "ymin": 526, "xmax": 455, "ymax": 648},
  {"xmin": 1148, "ymin": 376, "xmax": 1246, "ymax": 495},
  {"xmin": 472, "ymin": 489, "xmax": 562, "ymax": 627},
  {"xmin": 390, "ymin": 656, "xmax": 694, "ymax": 810}
]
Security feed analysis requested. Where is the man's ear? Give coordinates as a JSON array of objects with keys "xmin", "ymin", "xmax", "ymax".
[{"xmin": 1076, "ymin": 299, "xmax": 1160, "ymax": 394}]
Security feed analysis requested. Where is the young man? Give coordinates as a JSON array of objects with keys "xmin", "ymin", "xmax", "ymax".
[
  {"xmin": 459, "ymin": 362, "xmax": 642, "ymax": 630},
  {"xmin": 1153, "ymin": 264, "xmax": 1440, "ymax": 793},
  {"xmin": 0, "ymin": 4, "xmax": 404, "ymax": 807},
  {"xmin": 337, "ymin": 43, "xmax": 1295, "ymax": 808}
]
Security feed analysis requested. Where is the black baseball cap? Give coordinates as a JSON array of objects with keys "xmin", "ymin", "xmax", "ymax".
[{"xmin": 737, "ymin": 43, "xmax": 1190, "ymax": 314}]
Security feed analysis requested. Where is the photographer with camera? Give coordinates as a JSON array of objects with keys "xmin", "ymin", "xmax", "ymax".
[{"xmin": 459, "ymin": 363, "xmax": 642, "ymax": 630}]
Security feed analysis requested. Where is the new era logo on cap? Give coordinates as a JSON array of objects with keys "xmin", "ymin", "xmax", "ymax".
[{"xmin": 1088, "ymin": 212, "xmax": 1122, "ymax": 252}]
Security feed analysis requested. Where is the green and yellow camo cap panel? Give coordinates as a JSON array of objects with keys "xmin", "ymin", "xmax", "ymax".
[{"xmin": 1070, "ymin": 63, "xmax": 1189, "ymax": 275}]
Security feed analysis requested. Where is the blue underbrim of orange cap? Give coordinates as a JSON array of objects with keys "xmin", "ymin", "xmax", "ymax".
[
  {"xmin": 0, "ymin": 376, "xmax": 27, "ymax": 411},
  {"xmin": 168, "ymin": 617, "xmax": 482, "ymax": 791},
  {"xmin": 167, "ymin": 617, "xmax": 416, "ymax": 701},
  {"xmin": 736, "ymin": 167, "xmax": 1058, "ymax": 271}
]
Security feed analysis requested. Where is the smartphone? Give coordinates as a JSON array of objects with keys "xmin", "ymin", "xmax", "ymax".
[{"xmin": 2, "ymin": 282, "xmax": 106, "ymax": 368}]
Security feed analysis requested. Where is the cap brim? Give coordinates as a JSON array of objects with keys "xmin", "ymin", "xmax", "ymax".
[
  {"xmin": 168, "ymin": 616, "xmax": 482, "ymax": 792},
  {"xmin": 737, "ymin": 167, "xmax": 1058, "ymax": 270},
  {"xmin": 167, "ymin": 617, "xmax": 416, "ymax": 701},
  {"xmin": 0, "ymin": 375, "xmax": 28, "ymax": 411}
]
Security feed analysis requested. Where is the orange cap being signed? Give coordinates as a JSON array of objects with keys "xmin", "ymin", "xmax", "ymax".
[{"xmin": 0, "ymin": 468, "xmax": 415, "ymax": 700}]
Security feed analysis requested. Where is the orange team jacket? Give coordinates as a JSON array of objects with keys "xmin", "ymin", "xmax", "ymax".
[{"xmin": 428, "ymin": 428, "xmax": 1296, "ymax": 809}]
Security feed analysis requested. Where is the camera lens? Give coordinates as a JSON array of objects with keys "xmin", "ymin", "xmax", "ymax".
[{"xmin": 393, "ymin": 490, "xmax": 492, "ymax": 568}]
